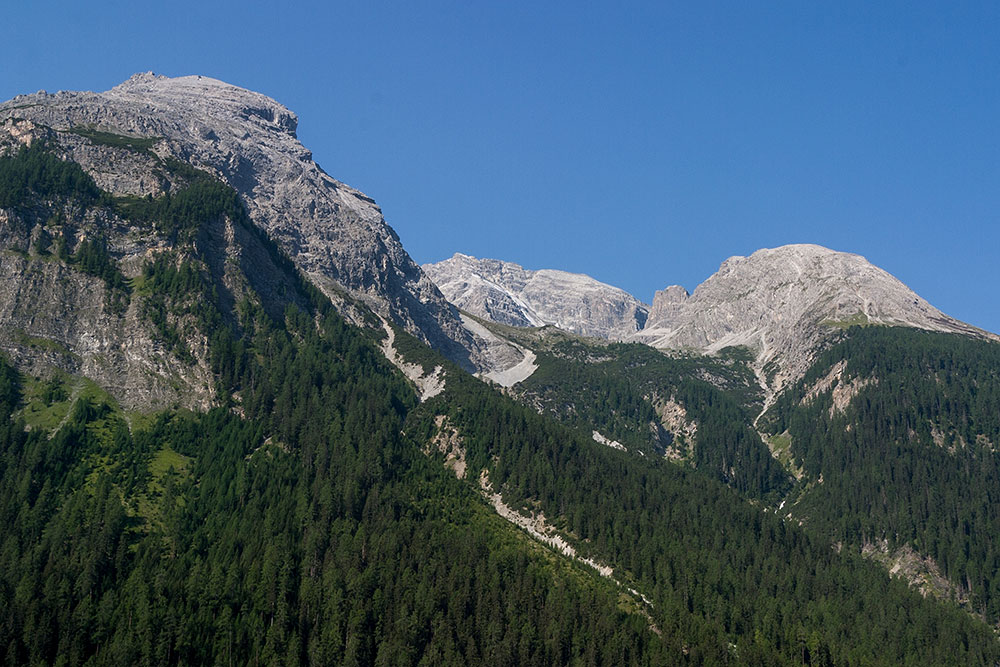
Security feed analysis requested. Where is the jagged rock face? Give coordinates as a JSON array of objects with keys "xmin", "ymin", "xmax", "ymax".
[
  {"xmin": 424, "ymin": 253, "xmax": 649, "ymax": 341},
  {"xmin": 0, "ymin": 115, "xmax": 334, "ymax": 410},
  {"xmin": 0, "ymin": 73, "xmax": 482, "ymax": 370},
  {"xmin": 648, "ymin": 285, "xmax": 689, "ymax": 324},
  {"xmin": 634, "ymin": 244, "xmax": 994, "ymax": 389},
  {"xmin": 0, "ymin": 250, "xmax": 216, "ymax": 412}
]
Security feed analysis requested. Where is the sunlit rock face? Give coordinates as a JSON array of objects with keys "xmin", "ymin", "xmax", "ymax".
[
  {"xmin": 633, "ymin": 244, "xmax": 993, "ymax": 390},
  {"xmin": 1, "ymin": 72, "xmax": 488, "ymax": 371},
  {"xmin": 424, "ymin": 253, "xmax": 649, "ymax": 341}
]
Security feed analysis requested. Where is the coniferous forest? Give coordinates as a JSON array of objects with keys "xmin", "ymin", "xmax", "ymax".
[
  {"xmin": 1, "ymin": 139, "xmax": 1000, "ymax": 665},
  {"xmin": 764, "ymin": 326, "xmax": 1000, "ymax": 621}
]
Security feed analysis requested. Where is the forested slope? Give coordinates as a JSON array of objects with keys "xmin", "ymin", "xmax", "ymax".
[
  {"xmin": 0, "ymin": 141, "xmax": 669, "ymax": 665},
  {"xmin": 489, "ymin": 325, "xmax": 789, "ymax": 502},
  {"xmin": 400, "ymin": 336, "xmax": 1000, "ymax": 665},
  {"xmin": 763, "ymin": 326, "xmax": 1000, "ymax": 621},
  {"xmin": 1, "ymin": 138, "xmax": 999, "ymax": 665}
]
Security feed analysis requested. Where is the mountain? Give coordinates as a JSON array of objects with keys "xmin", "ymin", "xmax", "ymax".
[
  {"xmin": 633, "ymin": 244, "xmax": 993, "ymax": 392},
  {"xmin": 423, "ymin": 253, "xmax": 649, "ymax": 340},
  {"xmin": 451, "ymin": 252, "xmax": 1000, "ymax": 628},
  {"xmin": 3, "ymin": 76, "xmax": 1000, "ymax": 665},
  {"xmin": 0, "ymin": 72, "xmax": 492, "ymax": 371},
  {"xmin": 430, "ymin": 244, "xmax": 994, "ymax": 394},
  {"xmin": 0, "ymin": 106, "xmax": 675, "ymax": 664},
  {"xmin": 759, "ymin": 325, "xmax": 1000, "ymax": 620}
]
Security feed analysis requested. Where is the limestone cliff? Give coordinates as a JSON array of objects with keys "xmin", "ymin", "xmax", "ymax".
[
  {"xmin": 426, "ymin": 244, "xmax": 995, "ymax": 394},
  {"xmin": 423, "ymin": 253, "xmax": 649, "ymax": 341},
  {"xmin": 633, "ymin": 244, "xmax": 996, "ymax": 391},
  {"xmin": 0, "ymin": 120, "xmax": 304, "ymax": 410},
  {"xmin": 1, "ymin": 73, "xmax": 490, "ymax": 371}
]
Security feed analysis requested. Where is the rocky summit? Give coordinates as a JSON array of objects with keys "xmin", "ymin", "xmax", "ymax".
[
  {"xmin": 0, "ymin": 73, "xmax": 489, "ymax": 371},
  {"xmin": 632, "ymin": 244, "xmax": 994, "ymax": 390},
  {"xmin": 5, "ymin": 72, "xmax": 1000, "ymax": 666},
  {"xmin": 423, "ymin": 253, "xmax": 649, "ymax": 340},
  {"xmin": 428, "ymin": 244, "xmax": 995, "ymax": 393}
]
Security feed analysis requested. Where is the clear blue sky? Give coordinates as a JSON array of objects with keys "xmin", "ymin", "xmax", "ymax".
[{"xmin": 3, "ymin": 1, "xmax": 998, "ymax": 332}]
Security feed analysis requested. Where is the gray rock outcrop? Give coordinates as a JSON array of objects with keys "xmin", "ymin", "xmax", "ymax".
[
  {"xmin": 0, "ymin": 111, "xmax": 352, "ymax": 410},
  {"xmin": 0, "ymin": 73, "xmax": 486, "ymax": 370},
  {"xmin": 424, "ymin": 253, "xmax": 649, "ymax": 340},
  {"xmin": 427, "ymin": 244, "xmax": 995, "ymax": 394},
  {"xmin": 0, "ymin": 250, "xmax": 216, "ymax": 412},
  {"xmin": 648, "ymin": 285, "xmax": 689, "ymax": 324},
  {"xmin": 633, "ymin": 244, "xmax": 996, "ymax": 390}
]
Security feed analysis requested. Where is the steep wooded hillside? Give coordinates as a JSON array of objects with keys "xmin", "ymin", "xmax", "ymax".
[{"xmin": 2, "ymin": 82, "xmax": 999, "ymax": 666}]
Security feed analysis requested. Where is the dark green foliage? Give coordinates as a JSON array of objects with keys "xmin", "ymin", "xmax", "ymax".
[
  {"xmin": 39, "ymin": 376, "xmax": 68, "ymax": 404},
  {"xmin": 523, "ymin": 347, "xmax": 660, "ymax": 450},
  {"xmin": 159, "ymin": 156, "xmax": 213, "ymax": 185},
  {"xmin": 387, "ymin": 324, "xmax": 441, "ymax": 372},
  {"xmin": 671, "ymin": 378, "xmax": 788, "ymax": 499},
  {"xmin": 141, "ymin": 254, "xmax": 203, "ymax": 297},
  {"xmin": 72, "ymin": 238, "xmax": 130, "ymax": 313},
  {"xmin": 0, "ymin": 381, "xmax": 149, "ymax": 665},
  {"xmin": 3, "ymin": 148, "xmax": 999, "ymax": 663},
  {"xmin": 66, "ymin": 127, "xmax": 160, "ymax": 153},
  {"xmin": 0, "ymin": 141, "xmax": 104, "ymax": 209},
  {"xmin": 117, "ymin": 178, "xmax": 246, "ymax": 240},
  {"xmin": 518, "ymin": 340, "xmax": 789, "ymax": 501},
  {"xmin": 138, "ymin": 254, "xmax": 222, "ymax": 363},
  {"xmin": 414, "ymin": 362, "xmax": 1000, "ymax": 665},
  {"xmin": 0, "ymin": 294, "xmax": 671, "ymax": 664},
  {"xmin": 32, "ymin": 227, "xmax": 51, "ymax": 255},
  {"xmin": 0, "ymin": 356, "xmax": 20, "ymax": 411},
  {"xmin": 765, "ymin": 326, "xmax": 1000, "ymax": 620},
  {"xmin": 55, "ymin": 230, "xmax": 70, "ymax": 261},
  {"xmin": 0, "ymin": 142, "xmax": 129, "ymax": 315}
]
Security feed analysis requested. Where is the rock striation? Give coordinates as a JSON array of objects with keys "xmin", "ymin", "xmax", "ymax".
[
  {"xmin": 633, "ymin": 244, "xmax": 995, "ymax": 390},
  {"xmin": 427, "ymin": 244, "xmax": 995, "ymax": 394},
  {"xmin": 0, "ymin": 73, "xmax": 490, "ymax": 371},
  {"xmin": 647, "ymin": 285, "xmax": 689, "ymax": 324},
  {"xmin": 423, "ymin": 253, "xmax": 649, "ymax": 341}
]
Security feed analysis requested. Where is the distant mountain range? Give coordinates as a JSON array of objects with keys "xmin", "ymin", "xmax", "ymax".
[
  {"xmin": 426, "ymin": 243, "xmax": 995, "ymax": 393},
  {"xmin": 3, "ymin": 74, "xmax": 1000, "ymax": 665},
  {"xmin": 423, "ymin": 253, "xmax": 649, "ymax": 340}
]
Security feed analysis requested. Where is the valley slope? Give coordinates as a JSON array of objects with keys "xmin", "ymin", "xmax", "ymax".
[
  {"xmin": 430, "ymin": 248, "xmax": 1000, "ymax": 629},
  {"xmin": 1, "ymin": 76, "xmax": 999, "ymax": 665}
]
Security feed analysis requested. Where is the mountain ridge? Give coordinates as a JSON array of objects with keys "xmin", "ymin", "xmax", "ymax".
[
  {"xmin": 427, "ymin": 243, "xmax": 996, "ymax": 392},
  {"xmin": 3, "ymin": 73, "xmax": 1000, "ymax": 664},
  {"xmin": 633, "ymin": 243, "xmax": 995, "ymax": 391},
  {"xmin": 1, "ymin": 72, "xmax": 495, "ymax": 372},
  {"xmin": 423, "ymin": 252, "xmax": 649, "ymax": 340}
]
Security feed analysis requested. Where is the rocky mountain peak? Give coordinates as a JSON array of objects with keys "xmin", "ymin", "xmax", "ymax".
[
  {"xmin": 648, "ymin": 285, "xmax": 689, "ymax": 323},
  {"xmin": 107, "ymin": 72, "xmax": 299, "ymax": 137},
  {"xmin": 635, "ymin": 243, "xmax": 994, "ymax": 390},
  {"xmin": 423, "ymin": 254, "xmax": 649, "ymax": 340},
  {"xmin": 429, "ymin": 241, "xmax": 993, "ymax": 393},
  {"xmin": 0, "ymin": 73, "xmax": 491, "ymax": 371}
]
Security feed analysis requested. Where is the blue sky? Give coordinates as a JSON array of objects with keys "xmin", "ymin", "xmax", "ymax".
[{"xmin": 3, "ymin": 1, "xmax": 998, "ymax": 332}]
